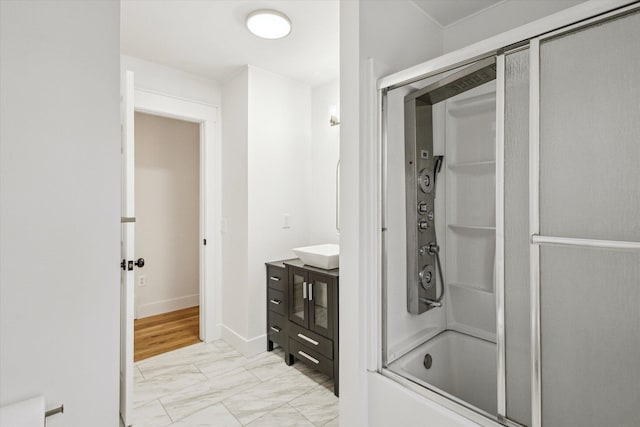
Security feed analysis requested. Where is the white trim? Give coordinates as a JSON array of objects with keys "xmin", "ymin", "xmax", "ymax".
[
  {"xmin": 380, "ymin": 87, "xmax": 389, "ymax": 370},
  {"xmin": 494, "ymin": 53, "xmax": 506, "ymax": 419},
  {"xmin": 134, "ymin": 87, "xmax": 222, "ymax": 343},
  {"xmin": 378, "ymin": 0, "xmax": 636, "ymax": 90},
  {"xmin": 136, "ymin": 295, "xmax": 200, "ymax": 319},
  {"xmin": 221, "ymin": 325, "xmax": 266, "ymax": 357},
  {"xmin": 364, "ymin": 58, "xmax": 382, "ymax": 372},
  {"xmin": 532, "ymin": 235, "xmax": 640, "ymax": 251},
  {"xmin": 538, "ymin": 0, "xmax": 640, "ymax": 41},
  {"xmin": 528, "ymin": 38, "xmax": 541, "ymax": 427},
  {"xmin": 135, "ymin": 87, "xmax": 219, "ymax": 109}
]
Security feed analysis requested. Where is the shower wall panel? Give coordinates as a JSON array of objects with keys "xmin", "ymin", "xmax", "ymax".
[{"xmin": 444, "ymin": 82, "xmax": 497, "ymax": 342}]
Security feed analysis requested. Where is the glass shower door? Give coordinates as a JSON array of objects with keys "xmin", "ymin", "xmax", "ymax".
[
  {"xmin": 503, "ymin": 47, "xmax": 531, "ymax": 427},
  {"xmin": 534, "ymin": 9, "xmax": 640, "ymax": 427}
]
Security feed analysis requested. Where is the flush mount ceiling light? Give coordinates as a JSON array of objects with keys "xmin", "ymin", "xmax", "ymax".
[{"xmin": 246, "ymin": 10, "xmax": 291, "ymax": 39}]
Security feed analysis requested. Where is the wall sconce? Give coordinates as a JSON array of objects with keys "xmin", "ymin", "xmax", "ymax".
[{"xmin": 329, "ymin": 105, "xmax": 340, "ymax": 127}]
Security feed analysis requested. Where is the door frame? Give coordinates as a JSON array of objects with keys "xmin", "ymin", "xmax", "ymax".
[{"xmin": 131, "ymin": 87, "xmax": 222, "ymax": 342}]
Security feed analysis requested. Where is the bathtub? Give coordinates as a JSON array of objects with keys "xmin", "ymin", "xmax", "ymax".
[{"xmin": 387, "ymin": 330, "xmax": 497, "ymax": 416}]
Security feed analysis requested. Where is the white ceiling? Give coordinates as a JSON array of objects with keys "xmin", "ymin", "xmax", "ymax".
[
  {"xmin": 122, "ymin": 1, "xmax": 507, "ymax": 87},
  {"xmin": 411, "ymin": 0, "xmax": 503, "ymax": 27},
  {"xmin": 121, "ymin": 0, "xmax": 339, "ymax": 87}
]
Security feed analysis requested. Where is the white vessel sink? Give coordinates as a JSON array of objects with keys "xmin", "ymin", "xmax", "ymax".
[{"xmin": 293, "ymin": 244, "xmax": 339, "ymax": 270}]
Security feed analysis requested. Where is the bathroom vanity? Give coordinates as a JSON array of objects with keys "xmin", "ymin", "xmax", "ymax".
[{"xmin": 265, "ymin": 259, "xmax": 339, "ymax": 396}]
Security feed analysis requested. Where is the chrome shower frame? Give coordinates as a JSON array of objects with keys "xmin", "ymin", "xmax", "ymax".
[{"xmin": 377, "ymin": 2, "xmax": 640, "ymax": 427}]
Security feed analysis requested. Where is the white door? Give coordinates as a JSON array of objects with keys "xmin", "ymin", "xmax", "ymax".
[{"xmin": 120, "ymin": 70, "xmax": 135, "ymax": 426}]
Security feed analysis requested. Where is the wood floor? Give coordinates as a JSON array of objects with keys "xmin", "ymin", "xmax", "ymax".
[{"xmin": 134, "ymin": 306, "xmax": 200, "ymax": 362}]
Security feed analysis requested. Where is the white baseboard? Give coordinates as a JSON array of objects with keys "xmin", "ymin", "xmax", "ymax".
[
  {"xmin": 137, "ymin": 294, "xmax": 199, "ymax": 319},
  {"xmin": 203, "ymin": 323, "xmax": 223, "ymax": 343},
  {"xmin": 221, "ymin": 325, "xmax": 267, "ymax": 357}
]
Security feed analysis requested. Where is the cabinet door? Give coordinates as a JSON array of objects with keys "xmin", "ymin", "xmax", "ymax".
[
  {"xmin": 288, "ymin": 267, "xmax": 308, "ymax": 327},
  {"xmin": 308, "ymin": 272, "xmax": 334, "ymax": 339}
]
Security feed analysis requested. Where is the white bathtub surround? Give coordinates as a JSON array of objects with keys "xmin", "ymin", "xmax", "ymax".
[
  {"xmin": 132, "ymin": 340, "xmax": 338, "ymax": 426},
  {"xmin": 388, "ymin": 330, "xmax": 497, "ymax": 416}
]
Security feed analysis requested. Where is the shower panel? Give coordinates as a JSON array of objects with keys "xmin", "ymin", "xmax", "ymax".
[{"xmin": 404, "ymin": 58, "xmax": 497, "ymax": 314}]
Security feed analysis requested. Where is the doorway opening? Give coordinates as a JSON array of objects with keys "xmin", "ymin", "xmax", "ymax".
[
  {"xmin": 120, "ymin": 75, "xmax": 222, "ymax": 426},
  {"xmin": 133, "ymin": 112, "xmax": 201, "ymax": 362}
]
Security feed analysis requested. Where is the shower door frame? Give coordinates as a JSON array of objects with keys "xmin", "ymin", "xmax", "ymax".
[{"xmin": 377, "ymin": 2, "xmax": 640, "ymax": 427}]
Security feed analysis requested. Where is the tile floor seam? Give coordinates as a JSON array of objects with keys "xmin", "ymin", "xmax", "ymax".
[
  {"xmin": 163, "ymin": 368, "xmax": 258, "ymax": 423},
  {"xmin": 137, "ymin": 366, "xmax": 147, "ymax": 381},
  {"xmin": 220, "ymin": 401, "xmax": 244, "ymax": 426},
  {"xmin": 294, "ymin": 386, "xmax": 339, "ymax": 426},
  {"xmin": 322, "ymin": 415, "xmax": 339, "ymax": 426},
  {"xmin": 243, "ymin": 401, "xmax": 290, "ymax": 426},
  {"xmin": 156, "ymin": 398, "xmax": 173, "ymax": 425},
  {"xmin": 287, "ymin": 401, "xmax": 316, "ymax": 426}
]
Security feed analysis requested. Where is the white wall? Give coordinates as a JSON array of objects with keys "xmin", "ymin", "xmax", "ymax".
[
  {"xmin": 339, "ymin": 1, "xmax": 445, "ymax": 425},
  {"xmin": 310, "ymin": 80, "xmax": 340, "ymax": 245},
  {"xmin": 122, "ymin": 55, "xmax": 221, "ymax": 106},
  {"xmin": 246, "ymin": 66, "xmax": 312, "ymax": 346},
  {"xmin": 221, "ymin": 68, "xmax": 250, "ymax": 346},
  {"xmin": 221, "ymin": 66, "xmax": 313, "ymax": 355},
  {"xmin": 0, "ymin": 1, "xmax": 121, "ymax": 426},
  {"xmin": 443, "ymin": 0, "xmax": 586, "ymax": 52},
  {"xmin": 134, "ymin": 112, "xmax": 200, "ymax": 318}
]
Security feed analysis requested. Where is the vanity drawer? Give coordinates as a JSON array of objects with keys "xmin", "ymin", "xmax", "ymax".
[
  {"xmin": 289, "ymin": 338, "xmax": 333, "ymax": 378},
  {"xmin": 289, "ymin": 322, "xmax": 333, "ymax": 359},
  {"xmin": 268, "ymin": 312, "xmax": 287, "ymax": 346},
  {"xmin": 267, "ymin": 266, "xmax": 286, "ymax": 292},
  {"xmin": 267, "ymin": 288, "xmax": 286, "ymax": 316}
]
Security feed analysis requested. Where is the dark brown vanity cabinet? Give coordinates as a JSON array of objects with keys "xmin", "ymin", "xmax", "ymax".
[
  {"xmin": 265, "ymin": 262, "xmax": 291, "ymax": 364},
  {"xmin": 265, "ymin": 259, "xmax": 339, "ymax": 396},
  {"xmin": 287, "ymin": 266, "xmax": 335, "ymax": 339}
]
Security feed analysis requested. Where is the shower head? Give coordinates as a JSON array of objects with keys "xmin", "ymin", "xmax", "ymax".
[{"xmin": 407, "ymin": 57, "xmax": 497, "ymax": 106}]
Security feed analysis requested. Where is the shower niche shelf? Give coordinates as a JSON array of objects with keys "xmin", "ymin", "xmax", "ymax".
[{"xmin": 445, "ymin": 80, "xmax": 497, "ymax": 336}]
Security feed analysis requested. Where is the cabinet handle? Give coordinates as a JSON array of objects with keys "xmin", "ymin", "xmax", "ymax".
[
  {"xmin": 269, "ymin": 299, "xmax": 281, "ymax": 305},
  {"xmin": 303, "ymin": 282, "xmax": 307, "ymax": 299},
  {"xmin": 269, "ymin": 276, "xmax": 280, "ymax": 281},
  {"xmin": 297, "ymin": 333, "xmax": 319, "ymax": 346},
  {"xmin": 309, "ymin": 282, "xmax": 313, "ymax": 301},
  {"xmin": 270, "ymin": 326, "xmax": 281, "ymax": 333},
  {"xmin": 298, "ymin": 351, "xmax": 320, "ymax": 365}
]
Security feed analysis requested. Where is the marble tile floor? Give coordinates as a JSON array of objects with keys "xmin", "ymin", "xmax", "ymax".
[{"xmin": 132, "ymin": 340, "xmax": 339, "ymax": 427}]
